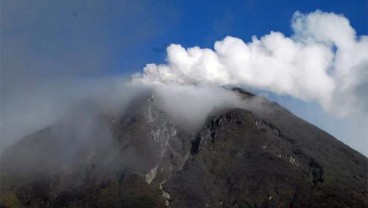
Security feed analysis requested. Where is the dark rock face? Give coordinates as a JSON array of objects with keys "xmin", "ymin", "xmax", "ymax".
[
  {"xmin": 1, "ymin": 89, "xmax": 367, "ymax": 207},
  {"xmin": 164, "ymin": 108, "xmax": 368, "ymax": 207}
]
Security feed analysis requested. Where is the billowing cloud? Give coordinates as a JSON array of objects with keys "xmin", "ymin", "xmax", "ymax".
[{"xmin": 134, "ymin": 10, "xmax": 368, "ymax": 117}]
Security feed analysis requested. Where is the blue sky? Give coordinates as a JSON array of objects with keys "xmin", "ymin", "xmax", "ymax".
[
  {"xmin": 117, "ymin": 0, "xmax": 368, "ymax": 76},
  {"xmin": 122, "ymin": 0, "xmax": 367, "ymax": 74},
  {"xmin": 1, "ymin": 0, "xmax": 367, "ymax": 154},
  {"xmin": 2, "ymin": 0, "xmax": 366, "ymax": 78}
]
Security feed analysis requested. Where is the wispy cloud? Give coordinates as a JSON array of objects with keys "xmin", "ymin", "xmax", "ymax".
[{"xmin": 0, "ymin": 0, "xmax": 175, "ymax": 151}]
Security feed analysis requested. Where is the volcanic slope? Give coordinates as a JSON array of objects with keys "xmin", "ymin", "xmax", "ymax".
[{"xmin": 1, "ymin": 88, "xmax": 367, "ymax": 207}]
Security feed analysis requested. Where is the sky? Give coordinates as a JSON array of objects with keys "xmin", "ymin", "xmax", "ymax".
[{"xmin": 1, "ymin": 0, "xmax": 367, "ymax": 155}]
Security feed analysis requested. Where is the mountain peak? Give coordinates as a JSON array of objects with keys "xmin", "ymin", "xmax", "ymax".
[{"xmin": 1, "ymin": 88, "xmax": 367, "ymax": 207}]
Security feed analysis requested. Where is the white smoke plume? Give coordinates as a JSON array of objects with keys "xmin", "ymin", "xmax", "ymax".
[{"xmin": 134, "ymin": 10, "xmax": 368, "ymax": 117}]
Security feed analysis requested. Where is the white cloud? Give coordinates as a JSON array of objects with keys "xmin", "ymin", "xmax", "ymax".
[{"xmin": 134, "ymin": 10, "xmax": 368, "ymax": 117}]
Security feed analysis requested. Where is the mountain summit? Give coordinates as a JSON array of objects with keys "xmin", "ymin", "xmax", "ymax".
[{"xmin": 1, "ymin": 88, "xmax": 367, "ymax": 207}]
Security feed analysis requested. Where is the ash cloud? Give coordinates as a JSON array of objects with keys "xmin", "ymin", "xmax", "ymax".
[{"xmin": 134, "ymin": 10, "xmax": 368, "ymax": 118}]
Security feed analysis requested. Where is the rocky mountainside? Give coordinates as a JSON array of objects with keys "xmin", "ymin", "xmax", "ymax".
[{"xmin": 1, "ymin": 89, "xmax": 367, "ymax": 207}]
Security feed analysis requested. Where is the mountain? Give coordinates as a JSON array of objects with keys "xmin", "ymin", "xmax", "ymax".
[{"xmin": 0, "ymin": 88, "xmax": 367, "ymax": 208}]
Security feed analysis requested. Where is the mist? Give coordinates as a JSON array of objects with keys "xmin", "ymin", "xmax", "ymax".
[
  {"xmin": 0, "ymin": 0, "xmax": 175, "ymax": 152},
  {"xmin": 1, "ymin": 76, "xmax": 144, "ymax": 152},
  {"xmin": 153, "ymin": 84, "xmax": 244, "ymax": 132}
]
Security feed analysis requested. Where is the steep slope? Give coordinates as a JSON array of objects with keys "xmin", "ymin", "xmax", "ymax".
[
  {"xmin": 0, "ymin": 88, "xmax": 367, "ymax": 208},
  {"xmin": 0, "ymin": 93, "xmax": 192, "ymax": 207},
  {"xmin": 164, "ymin": 91, "xmax": 368, "ymax": 207}
]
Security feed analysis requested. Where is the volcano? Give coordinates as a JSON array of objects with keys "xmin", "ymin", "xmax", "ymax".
[{"xmin": 0, "ymin": 88, "xmax": 367, "ymax": 208}]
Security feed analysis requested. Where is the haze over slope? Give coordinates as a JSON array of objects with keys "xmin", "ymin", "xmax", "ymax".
[{"xmin": 1, "ymin": 87, "xmax": 367, "ymax": 207}]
